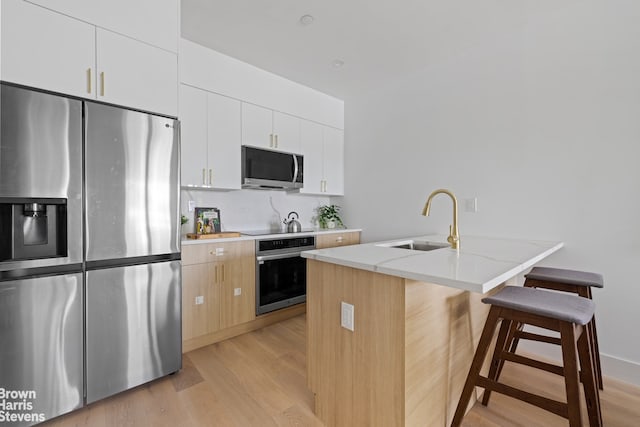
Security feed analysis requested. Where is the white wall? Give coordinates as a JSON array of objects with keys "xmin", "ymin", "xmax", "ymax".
[
  {"xmin": 181, "ymin": 189, "xmax": 330, "ymax": 234},
  {"xmin": 339, "ymin": 1, "xmax": 640, "ymax": 385}
]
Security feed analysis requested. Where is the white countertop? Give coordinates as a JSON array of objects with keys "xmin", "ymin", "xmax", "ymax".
[
  {"xmin": 301, "ymin": 234, "xmax": 563, "ymax": 293},
  {"xmin": 181, "ymin": 228, "xmax": 362, "ymax": 245}
]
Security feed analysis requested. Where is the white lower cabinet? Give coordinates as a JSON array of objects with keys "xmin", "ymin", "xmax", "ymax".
[
  {"xmin": 300, "ymin": 121, "xmax": 344, "ymax": 196},
  {"xmin": 179, "ymin": 84, "xmax": 241, "ymax": 189},
  {"xmin": 1, "ymin": 0, "xmax": 178, "ymax": 116}
]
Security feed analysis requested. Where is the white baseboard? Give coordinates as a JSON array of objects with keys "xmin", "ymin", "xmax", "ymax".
[
  {"xmin": 600, "ymin": 353, "xmax": 640, "ymax": 387},
  {"xmin": 519, "ymin": 340, "xmax": 640, "ymax": 387}
]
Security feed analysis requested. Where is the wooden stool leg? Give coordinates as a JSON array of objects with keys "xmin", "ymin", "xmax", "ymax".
[
  {"xmin": 582, "ymin": 287, "xmax": 603, "ymax": 390},
  {"xmin": 577, "ymin": 327, "xmax": 603, "ymax": 427},
  {"xmin": 451, "ymin": 307, "xmax": 501, "ymax": 427},
  {"xmin": 492, "ymin": 320, "xmax": 522, "ymax": 386},
  {"xmin": 560, "ymin": 322, "xmax": 583, "ymax": 427},
  {"xmin": 482, "ymin": 318, "xmax": 513, "ymax": 406}
]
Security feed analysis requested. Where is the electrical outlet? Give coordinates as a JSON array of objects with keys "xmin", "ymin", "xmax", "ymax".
[
  {"xmin": 195, "ymin": 295, "xmax": 204, "ymax": 305},
  {"xmin": 234, "ymin": 288, "xmax": 242, "ymax": 296},
  {"xmin": 341, "ymin": 302, "xmax": 354, "ymax": 331},
  {"xmin": 464, "ymin": 197, "xmax": 478, "ymax": 213},
  {"xmin": 188, "ymin": 200, "xmax": 196, "ymax": 212}
]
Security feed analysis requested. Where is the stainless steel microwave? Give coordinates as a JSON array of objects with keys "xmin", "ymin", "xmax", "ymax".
[{"xmin": 241, "ymin": 145, "xmax": 303, "ymax": 190}]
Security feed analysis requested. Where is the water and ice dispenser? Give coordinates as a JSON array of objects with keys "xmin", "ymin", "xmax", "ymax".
[{"xmin": 0, "ymin": 198, "xmax": 67, "ymax": 262}]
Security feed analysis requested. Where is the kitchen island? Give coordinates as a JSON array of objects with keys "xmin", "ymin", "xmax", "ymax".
[{"xmin": 302, "ymin": 235, "xmax": 563, "ymax": 427}]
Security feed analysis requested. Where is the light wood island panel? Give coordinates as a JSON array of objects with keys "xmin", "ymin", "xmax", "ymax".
[{"xmin": 307, "ymin": 259, "xmax": 505, "ymax": 426}]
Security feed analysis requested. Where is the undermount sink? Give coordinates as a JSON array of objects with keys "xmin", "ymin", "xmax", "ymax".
[{"xmin": 377, "ymin": 240, "xmax": 449, "ymax": 252}]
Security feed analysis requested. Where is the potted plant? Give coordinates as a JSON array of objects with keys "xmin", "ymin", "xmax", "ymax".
[{"xmin": 317, "ymin": 204, "xmax": 344, "ymax": 229}]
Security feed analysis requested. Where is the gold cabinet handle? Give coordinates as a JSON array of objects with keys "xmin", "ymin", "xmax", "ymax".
[
  {"xmin": 274, "ymin": 134, "xmax": 278, "ymax": 148},
  {"xmin": 214, "ymin": 265, "xmax": 219, "ymax": 284},
  {"xmin": 100, "ymin": 72, "xmax": 105, "ymax": 96},
  {"xmin": 269, "ymin": 134, "xmax": 274, "ymax": 148},
  {"xmin": 86, "ymin": 68, "xmax": 92, "ymax": 94},
  {"xmin": 209, "ymin": 169, "xmax": 213, "ymax": 186},
  {"xmin": 221, "ymin": 264, "xmax": 225, "ymax": 282}
]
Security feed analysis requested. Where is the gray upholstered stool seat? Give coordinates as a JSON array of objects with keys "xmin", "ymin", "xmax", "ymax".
[
  {"xmin": 521, "ymin": 266, "xmax": 604, "ymax": 391},
  {"xmin": 451, "ymin": 285, "xmax": 602, "ymax": 427},
  {"xmin": 482, "ymin": 285, "xmax": 595, "ymax": 325},
  {"xmin": 526, "ymin": 266, "xmax": 604, "ymax": 288}
]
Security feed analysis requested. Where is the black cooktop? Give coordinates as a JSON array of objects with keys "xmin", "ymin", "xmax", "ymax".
[{"xmin": 240, "ymin": 229, "xmax": 315, "ymax": 236}]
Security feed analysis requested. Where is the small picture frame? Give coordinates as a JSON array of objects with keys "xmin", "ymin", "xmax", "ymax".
[{"xmin": 194, "ymin": 207, "xmax": 221, "ymax": 234}]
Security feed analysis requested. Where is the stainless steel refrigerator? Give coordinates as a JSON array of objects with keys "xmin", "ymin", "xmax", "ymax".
[
  {"xmin": 83, "ymin": 101, "xmax": 182, "ymax": 404},
  {"xmin": 0, "ymin": 83, "xmax": 182, "ymax": 423}
]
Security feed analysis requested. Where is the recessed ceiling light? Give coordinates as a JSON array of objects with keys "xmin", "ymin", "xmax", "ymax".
[
  {"xmin": 299, "ymin": 15, "xmax": 314, "ymax": 26},
  {"xmin": 332, "ymin": 59, "xmax": 345, "ymax": 68}
]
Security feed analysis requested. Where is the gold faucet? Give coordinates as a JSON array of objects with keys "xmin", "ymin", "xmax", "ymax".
[{"xmin": 422, "ymin": 189, "xmax": 460, "ymax": 249}]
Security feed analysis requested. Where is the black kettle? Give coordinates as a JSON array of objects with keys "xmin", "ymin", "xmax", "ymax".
[{"xmin": 283, "ymin": 211, "xmax": 302, "ymax": 233}]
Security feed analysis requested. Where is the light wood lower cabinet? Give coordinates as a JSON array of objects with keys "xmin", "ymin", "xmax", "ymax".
[
  {"xmin": 182, "ymin": 240, "xmax": 255, "ymax": 345},
  {"xmin": 315, "ymin": 231, "xmax": 361, "ymax": 249}
]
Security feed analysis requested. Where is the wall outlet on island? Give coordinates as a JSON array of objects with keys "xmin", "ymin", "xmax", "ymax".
[
  {"xmin": 464, "ymin": 197, "xmax": 478, "ymax": 213},
  {"xmin": 341, "ymin": 302, "xmax": 354, "ymax": 331},
  {"xmin": 195, "ymin": 295, "xmax": 204, "ymax": 305}
]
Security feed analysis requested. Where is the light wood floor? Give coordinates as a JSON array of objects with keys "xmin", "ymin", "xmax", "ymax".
[{"xmin": 45, "ymin": 314, "xmax": 640, "ymax": 426}]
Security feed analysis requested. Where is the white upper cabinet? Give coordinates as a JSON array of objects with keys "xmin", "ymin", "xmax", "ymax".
[
  {"xmin": 207, "ymin": 92, "xmax": 241, "ymax": 190},
  {"xmin": 96, "ymin": 28, "xmax": 177, "ymax": 116},
  {"xmin": 241, "ymin": 103, "xmax": 273, "ymax": 149},
  {"xmin": 25, "ymin": 0, "xmax": 179, "ymax": 52},
  {"xmin": 322, "ymin": 127, "xmax": 345, "ymax": 195},
  {"xmin": 300, "ymin": 122, "xmax": 344, "ymax": 196},
  {"xmin": 272, "ymin": 111, "xmax": 301, "ymax": 153},
  {"xmin": 179, "ymin": 84, "xmax": 208, "ymax": 187},
  {"xmin": 179, "ymin": 84, "xmax": 241, "ymax": 190},
  {"xmin": 180, "ymin": 39, "xmax": 344, "ymax": 130},
  {"xmin": 1, "ymin": 0, "xmax": 96, "ymax": 98},
  {"xmin": 300, "ymin": 121, "xmax": 324, "ymax": 194},
  {"xmin": 241, "ymin": 103, "xmax": 301, "ymax": 153},
  {"xmin": 1, "ymin": 1, "xmax": 178, "ymax": 116}
]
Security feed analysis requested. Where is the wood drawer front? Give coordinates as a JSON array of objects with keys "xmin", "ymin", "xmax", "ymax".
[{"xmin": 316, "ymin": 231, "xmax": 361, "ymax": 249}]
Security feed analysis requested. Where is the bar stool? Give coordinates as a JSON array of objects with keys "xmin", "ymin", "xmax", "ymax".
[
  {"xmin": 451, "ymin": 286, "xmax": 602, "ymax": 427},
  {"xmin": 509, "ymin": 267, "xmax": 604, "ymax": 390}
]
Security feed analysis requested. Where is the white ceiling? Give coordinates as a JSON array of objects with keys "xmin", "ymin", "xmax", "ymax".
[{"xmin": 181, "ymin": 1, "xmax": 560, "ymax": 100}]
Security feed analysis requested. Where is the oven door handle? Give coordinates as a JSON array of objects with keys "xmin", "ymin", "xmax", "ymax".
[{"xmin": 257, "ymin": 252, "xmax": 306, "ymax": 263}]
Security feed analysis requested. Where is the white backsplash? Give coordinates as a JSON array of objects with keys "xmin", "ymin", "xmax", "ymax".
[{"xmin": 180, "ymin": 189, "xmax": 331, "ymax": 234}]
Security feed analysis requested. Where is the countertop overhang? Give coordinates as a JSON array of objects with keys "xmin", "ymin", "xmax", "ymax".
[{"xmin": 301, "ymin": 234, "xmax": 563, "ymax": 293}]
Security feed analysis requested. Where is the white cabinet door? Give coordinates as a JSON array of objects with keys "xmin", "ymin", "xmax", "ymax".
[
  {"xmin": 241, "ymin": 102, "xmax": 272, "ymax": 149},
  {"xmin": 273, "ymin": 111, "xmax": 301, "ymax": 153},
  {"xmin": 96, "ymin": 28, "xmax": 177, "ymax": 116},
  {"xmin": 179, "ymin": 84, "xmax": 208, "ymax": 187},
  {"xmin": 323, "ymin": 127, "xmax": 345, "ymax": 195},
  {"xmin": 1, "ymin": 0, "xmax": 96, "ymax": 98},
  {"xmin": 207, "ymin": 93, "xmax": 241, "ymax": 190},
  {"xmin": 26, "ymin": 0, "xmax": 179, "ymax": 52},
  {"xmin": 300, "ymin": 120, "xmax": 324, "ymax": 194}
]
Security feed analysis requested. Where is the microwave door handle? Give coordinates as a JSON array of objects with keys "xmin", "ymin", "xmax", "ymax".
[{"xmin": 292, "ymin": 154, "xmax": 299, "ymax": 183}]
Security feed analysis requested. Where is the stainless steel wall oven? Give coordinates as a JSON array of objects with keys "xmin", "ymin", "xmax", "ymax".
[{"xmin": 255, "ymin": 235, "xmax": 315, "ymax": 315}]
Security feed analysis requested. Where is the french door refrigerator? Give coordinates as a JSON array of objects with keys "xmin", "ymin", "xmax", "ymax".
[
  {"xmin": 83, "ymin": 102, "xmax": 181, "ymax": 404},
  {"xmin": 1, "ymin": 83, "xmax": 182, "ymax": 426}
]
